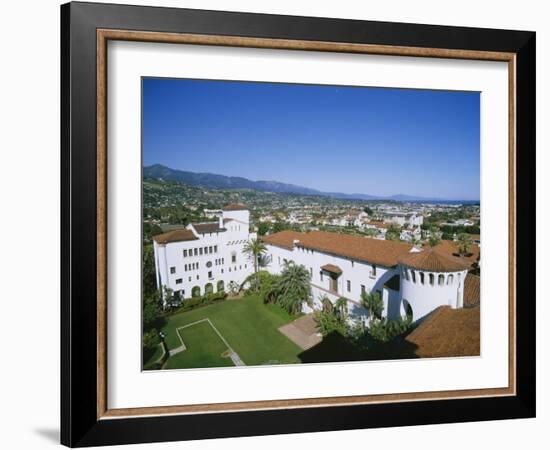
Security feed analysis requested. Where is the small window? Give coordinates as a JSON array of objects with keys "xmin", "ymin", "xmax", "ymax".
[
  {"xmin": 420, "ymin": 272, "xmax": 425, "ymax": 284},
  {"xmin": 411, "ymin": 271, "xmax": 416, "ymax": 283},
  {"xmin": 448, "ymin": 274, "xmax": 454, "ymax": 285},
  {"xmin": 310, "ymin": 267, "xmax": 313, "ymax": 277},
  {"xmin": 188, "ymin": 276, "xmax": 191, "ymax": 282},
  {"xmin": 199, "ymin": 248, "xmax": 203, "ymax": 256},
  {"xmin": 209, "ymin": 246, "xmax": 213, "ymax": 254},
  {"xmin": 208, "ymin": 271, "xmax": 213, "ymax": 279},
  {"xmin": 183, "ymin": 249, "xmax": 188, "ymax": 257},
  {"xmin": 351, "ymin": 261, "xmax": 355, "ymax": 267},
  {"xmin": 194, "ymin": 248, "xmax": 198, "ymax": 256},
  {"xmin": 347, "ymin": 280, "xmax": 351, "ymax": 292},
  {"xmin": 320, "ymin": 272, "xmax": 324, "ymax": 282},
  {"xmin": 175, "ymin": 278, "xmax": 182, "ymax": 284},
  {"xmin": 196, "ymin": 275, "xmax": 199, "ymax": 280},
  {"xmin": 429, "ymin": 273, "xmax": 434, "ymax": 286},
  {"xmin": 231, "ymin": 253, "xmax": 237, "ymax": 263},
  {"xmin": 214, "ymin": 245, "xmax": 218, "ymax": 253},
  {"xmin": 184, "ymin": 264, "xmax": 188, "ymax": 271},
  {"xmin": 361, "ymin": 284, "xmax": 366, "ymax": 295},
  {"xmin": 438, "ymin": 274, "xmax": 445, "ymax": 286},
  {"xmin": 170, "ymin": 266, "xmax": 176, "ymax": 274}
]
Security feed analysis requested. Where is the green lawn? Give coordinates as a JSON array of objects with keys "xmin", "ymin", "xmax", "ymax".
[
  {"xmin": 159, "ymin": 295, "xmax": 303, "ymax": 369},
  {"xmin": 165, "ymin": 320, "xmax": 233, "ymax": 369}
]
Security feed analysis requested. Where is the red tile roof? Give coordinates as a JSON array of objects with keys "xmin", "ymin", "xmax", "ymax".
[
  {"xmin": 320, "ymin": 264, "xmax": 343, "ymax": 275},
  {"xmin": 263, "ymin": 230, "xmax": 413, "ymax": 267},
  {"xmin": 191, "ymin": 222, "xmax": 225, "ymax": 234},
  {"xmin": 405, "ymin": 306, "xmax": 480, "ymax": 357},
  {"xmin": 222, "ymin": 204, "xmax": 248, "ymax": 211},
  {"xmin": 398, "ymin": 248, "xmax": 471, "ymax": 272},
  {"xmin": 152, "ymin": 229, "xmax": 198, "ymax": 244},
  {"xmin": 464, "ymin": 274, "xmax": 480, "ymax": 307}
]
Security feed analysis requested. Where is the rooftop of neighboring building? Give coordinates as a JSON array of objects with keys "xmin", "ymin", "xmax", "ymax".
[
  {"xmin": 404, "ymin": 305, "xmax": 480, "ymax": 357},
  {"xmin": 222, "ymin": 203, "xmax": 249, "ymax": 211},
  {"xmin": 431, "ymin": 240, "xmax": 480, "ymax": 266},
  {"xmin": 190, "ymin": 222, "xmax": 226, "ymax": 234},
  {"xmin": 464, "ymin": 274, "xmax": 480, "ymax": 307},
  {"xmin": 152, "ymin": 229, "xmax": 198, "ymax": 244}
]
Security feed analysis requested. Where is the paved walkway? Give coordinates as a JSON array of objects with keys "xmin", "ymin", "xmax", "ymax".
[{"xmin": 278, "ymin": 314, "xmax": 322, "ymax": 350}]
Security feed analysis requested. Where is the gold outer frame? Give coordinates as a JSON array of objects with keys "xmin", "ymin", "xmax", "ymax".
[{"xmin": 96, "ymin": 29, "xmax": 516, "ymax": 420}]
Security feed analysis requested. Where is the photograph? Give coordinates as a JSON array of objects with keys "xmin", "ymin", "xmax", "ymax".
[{"xmin": 141, "ymin": 78, "xmax": 482, "ymax": 371}]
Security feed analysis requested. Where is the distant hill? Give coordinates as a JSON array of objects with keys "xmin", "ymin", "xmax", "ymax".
[{"xmin": 143, "ymin": 164, "xmax": 476, "ymax": 203}]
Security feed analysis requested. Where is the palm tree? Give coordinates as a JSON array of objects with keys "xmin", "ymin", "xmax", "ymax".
[
  {"xmin": 242, "ymin": 238, "xmax": 267, "ymax": 290},
  {"xmin": 334, "ymin": 297, "xmax": 348, "ymax": 319},
  {"xmin": 360, "ymin": 290, "xmax": 384, "ymax": 323},
  {"xmin": 274, "ymin": 262, "xmax": 312, "ymax": 314},
  {"xmin": 456, "ymin": 233, "xmax": 472, "ymax": 256}
]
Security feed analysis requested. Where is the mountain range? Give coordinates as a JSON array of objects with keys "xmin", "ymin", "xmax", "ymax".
[{"xmin": 143, "ymin": 164, "xmax": 473, "ymax": 203}]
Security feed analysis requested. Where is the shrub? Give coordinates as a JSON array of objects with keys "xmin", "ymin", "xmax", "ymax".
[
  {"xmin": 367, "ymin": 316, "xmax": 413, "ymax": 343},
  {"xmin": 314, "ymin": 310, "xmax": 348, "ymax": 337},
  {"xmin": 142, "ymin": 329, "xmax": 160, "ymax": 352}
]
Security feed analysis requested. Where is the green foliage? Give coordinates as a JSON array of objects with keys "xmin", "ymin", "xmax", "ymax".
[
  {"xmin": 272, "ymin": 221, "xmax": 291, "ymax": 233},
  {"xmin": 169, "ymin": 291, "xmax": 227, "ymax": 314},
  {"xmin": 142, "ymin": 329, "xmax": 161, "ymax": 352},
  {"xmin": 143, "ymin": 222, "xmax": 163, "ymax": 242},
  {"xmin": 143, "ymin": 288, "xmax": 164, "ymax": 330},
  {"xmin": 456, "ymin": 233, "xmax": 472, "ymax": 255},
  {"xmin": 334, "ymin": 297, "xmax": 348, "ymax": 319},
  {"xmin": 257, "ymin": 222, "xmax": 270, "ymax": 236},
  {"xmin": 142, "ymin": 244, "xmax": 157, "ymax": 297},
  {"xmin": 364, "ymin": 206, "xmax": 374, "ymax": 215},
  {"xmin": 385, "ymin": 224, "xmax": 401, "ymax": 241},
  {"xmin": 265, "ymin": 262, "xmax": 312, "ymax": 314},
  {"xmin": 367, "ymin": 316, "xmax": 412, "ymax": 343},
  {"xmin": 427, "ymin": 225, "xmax": 442, "ymax": 247},
  {"xmin": 360, "ymin": 291, "xmax": 384, "ymax": 320},
  {"xmin": 314, "ymin": 310, "xmax": 348, "ymax": 337},
  {"xmin": 242, "ymin": 239, "xmax": 268, "ymax": 292}
]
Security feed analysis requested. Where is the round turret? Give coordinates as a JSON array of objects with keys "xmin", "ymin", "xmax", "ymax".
[{"xmin": 398, "ymin": 249, "xmax": 470, "ymax": 321}]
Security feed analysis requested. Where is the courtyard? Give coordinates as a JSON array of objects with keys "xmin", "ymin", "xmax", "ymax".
[{"xmin": 145, "ymin": 294, "xmax": 305, "ymax": 370}]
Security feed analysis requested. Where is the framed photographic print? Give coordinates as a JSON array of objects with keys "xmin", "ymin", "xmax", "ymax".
[{"xmin": 61, "ymin": 1, "xmax": 536, "ymax": 447}]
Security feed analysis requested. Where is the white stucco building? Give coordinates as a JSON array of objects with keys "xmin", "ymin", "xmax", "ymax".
[
  {"xmin": 152, "ymin": 204, "xmax": 475, "ymax": 323},
  {"xmin": 152, "ymin": 204, "xmax": 256, "ymax": 302},
  {"xmin": 262, "ymin": 229, "xmax": 472, "ymax": 322}
]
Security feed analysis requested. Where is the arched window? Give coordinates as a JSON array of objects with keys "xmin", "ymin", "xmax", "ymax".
[
  {"xmin": 419, "ymin": 272, "xmax": 425, "ymax": 284},
  {"xmin": 429, "ymin": 273, "xmax": 434, "ymax": 285},
  {"xmin": 438, "ymin": 274, "xmax": 445, "ymax": 286},
  {"xmin": 411, "ymin": 271, "xmax": 416, "ymax": 283},
  {"xmin": 403, "ymin": 299, "xmax": 413, "ymax": 319},
  {"xmin": 217, "ymin": 280, "xmax": 225, "ymax": 292},
  {"xmin": 404, "ymin": 269, "xmax": 409, "ymax": 281},
  {"xmin": 447, "ymin": 274, "xmax": 454, "ymax": 285},
  {"xmin": 204, "ymin": 283, "xmax": 213, "ymax": 295},
  {"xmin": 191, "ymin": 286, "xmax": 201, "ymax": 297}
]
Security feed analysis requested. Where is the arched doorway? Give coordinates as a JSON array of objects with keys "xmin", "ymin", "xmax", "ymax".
[
  {"xmin": 204, "ymin": 283, "xmax": 213, "ymax": 295},
  {"xmin": 191, "ymin": 286, "xmax": 201, "ymax": 297},
  {"xmin": 217, "ymin": 280, "xmax": 225, "ymax": 292},
  {"xmin": 403, "ymin": 299, "xmax": 413, "ymax": 320}
]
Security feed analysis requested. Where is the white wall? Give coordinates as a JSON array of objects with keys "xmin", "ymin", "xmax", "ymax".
[{"xmin": 0, "ymin": 1, "xmax": 547, "ymax": 450}]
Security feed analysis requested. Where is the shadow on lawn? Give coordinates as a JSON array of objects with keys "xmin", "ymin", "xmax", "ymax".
[{"xmin": 298, "ymin": 332, "xmax": 420, "ymax": 364}]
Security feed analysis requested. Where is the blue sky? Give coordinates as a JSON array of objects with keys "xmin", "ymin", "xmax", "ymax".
[{"xmin": 143, "ymin": 78, "xmax": 480, "ymax": 200}]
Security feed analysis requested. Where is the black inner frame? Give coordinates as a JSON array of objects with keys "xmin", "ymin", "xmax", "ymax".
[{"xmin": 61, "ymin": 2, "xmax": 536, "ymax": 447}]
